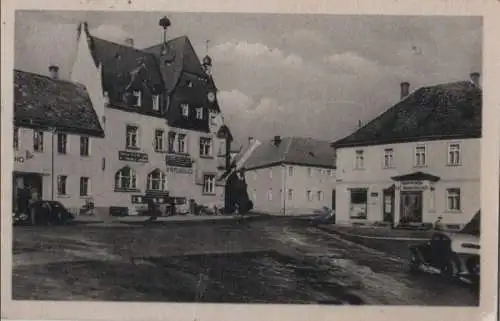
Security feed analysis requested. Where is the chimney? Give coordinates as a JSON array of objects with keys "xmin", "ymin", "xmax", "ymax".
[
  {"xmin": 48, "ymin": 65, "xmax": 59, "ymax": 80},
  {"xmin": 400, "ymin": 82, "xmax": 410, "ymax": 99},
  {"xmin": 470, "ymin": 72, "xmax": 480, "ymax": 87},
  {"xmin": 273, "ymin": 135, "xmax": 282, "ymax": 146},
  {"xmin": 248, "ymin": 136, "xmax": 254, "ymax": 145},
  {"xmin": 124, "ymin": 37, "xmax": 134, "ymax": 47}
]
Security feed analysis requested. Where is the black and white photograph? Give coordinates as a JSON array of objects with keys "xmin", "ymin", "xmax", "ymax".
[{"xmin": 1, "ymin": 1, "xmax": 499, "ymax": 321}]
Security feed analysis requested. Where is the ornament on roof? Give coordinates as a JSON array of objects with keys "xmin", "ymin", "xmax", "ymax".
[{"xmin": 202, "ymin": 40, "xmax": 213, "ymax": 75}]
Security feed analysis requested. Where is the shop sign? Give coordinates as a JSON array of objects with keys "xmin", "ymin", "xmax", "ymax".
[
  {"xmin": 14, "ymin": 150, "xmax": 34, "ymax": 164},
  {"xmin": 400, "ymin": 180, "xmax": 429, "ymax": 191},
  {"xmin": 166, "ymin": 166, "xmax": 193, "ymax": 175},
  {"xmin": 118, "ymin": 150, "xmax": 149, "ymax": 163},
  {"xmin": 165, "ymin": 154, "xmax": 193, "ymax": 168},
  {"xmin": 14, "ymin": 156, "xmax": 25, "ymax": 163}
]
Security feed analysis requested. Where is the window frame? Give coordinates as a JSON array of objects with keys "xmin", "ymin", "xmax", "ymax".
[
  {"xmin": 306, "ymin": 190, "xmax": 312, "ymax": 201},
  {"xmin": 203, "ymin": 174, "xmax": 216, "ymax": 194},
  {"xmin": 154, "ymin": 129, "xmax": 165, "ymax": 152},
  {"xmin": 177, "ymin": 133, "xmax": 187, "ymax": 154},
  {"xmin": 199, "ymin": 137, "xmax": 213, "ymax": 157},
  {"xmin": 132, "ymin": 90, "xmax": 142, "ymax": 107},
  {"xmin": 152, "ymin": 95, "xmax": 160, "ymax": 111},
  {"xmin": 181, "ymin": 103, "xmax": 189, "ymax": 117},
  {"xmin": 355, "ymin": 149, "xmax": 365, "ymax": 170},
  {"xmin": 447, "ymin": 143, "xmax": 461, "ymax": 166},
  {"xmin": 446, "ymin": 188, "xmax": 461, "ymax": 212},
  {"xmin": 195, "ymin": 107, "xmax": 204, "ymax": 120},
  {"xmin": 33, "ymin": 130, "xmax": 44, "ymax": 152},
  {"xmin": 414, "ymin": 145, "xmax": 427, "ymax": 167},
  {"xmin": 147, "ymin": 169, "xmax": 167, "ymax": 191},
  {"xmin": 126, "ymin": 125, "xmax": 140, "ymax": 149},
  {"xmin": 57, "ymin": 175, "xmax": 68, "ymax": 196},
  {"xmin": 114, "ymin": 166, "xmax": 138, "ymax": 191},
  {"xmin": 79, "ymin": 176, "xmax": 90, "ymax": 197},
  {"xmin": 80, "ymin": 136, "xmax": 90, "ymax": 157},
  {"xmin": 57, "ymin": 133, "xmax": 68, "ymax": 155},
  {"xmin": 383, "ymin": 148, "xmax": 394, "ymax": 169}
]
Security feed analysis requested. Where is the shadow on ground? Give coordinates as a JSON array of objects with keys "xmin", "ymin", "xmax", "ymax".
[{"xmin": 13, "ymin": 250, "xmax": 365, "ymax": 304}]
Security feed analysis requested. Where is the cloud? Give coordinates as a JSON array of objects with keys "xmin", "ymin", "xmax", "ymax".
[
  {"xmin": 211, "ymin": 41, "xmax": 305, "ymax": 69},
  {"xmin": 218, "ymin": 90, "xmax": 254, "ymax": 112},
  {"xmin": 323, "ymin": 51, "xmax": 381, "ymax": 75},
  {"xmin": 285, "ymin": 29, "xmax": 328, "ymax": 46},
  {"xmin": 89, "ymin": 24, "xmax": 132, "ymax": 44}
]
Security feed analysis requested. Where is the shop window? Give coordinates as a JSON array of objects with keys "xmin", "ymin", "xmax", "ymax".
[{"xmin": 349, "ymin": 188, "xmax": 367, "ymax": 219}]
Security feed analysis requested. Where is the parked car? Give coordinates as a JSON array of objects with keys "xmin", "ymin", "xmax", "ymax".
[
  {"xmin": 408, "ymin": 210, "xmax": 480, "ymax": 286},
  {"xmin": 13, "ymin": 200, "xmax": 75, "ymax": 226},
  {"xmin": 310, "ymin": 207, "xmax": 335, "ymax": 226}
]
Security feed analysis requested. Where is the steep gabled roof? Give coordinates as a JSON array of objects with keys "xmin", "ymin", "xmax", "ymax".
[
  {"xmin": 143, "ymin": 36, "xmax": 207, "ymax": 94},
  {"xmin": 243, "ymin": 137, "xmax": 336, "ymax": 170},
  {"xmin": 14, "ymin": 69, "xmax": 104, "ymax": 137},
  {"xmin": 332, "ymin": 81, "xmax": 482, "ymax": 148},
  {"xmin": 88, "ymin": 36, "xmax": 164, "ymax": 93}
]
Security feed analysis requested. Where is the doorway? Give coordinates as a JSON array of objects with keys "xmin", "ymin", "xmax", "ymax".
[
  {"xmin": 382, "ymin": 187, "xmax": 395, "ymax": 223},
  {"xmin": 399, "ymin": 191, "xmax": 423, "ymax": 223},
  {"xmin": 331, "ymin": 189, "xmax": 336, "ymax": 212},
  {"xmin": 12, "ymin": 172, "xmax": 43, "ymax": 212}
]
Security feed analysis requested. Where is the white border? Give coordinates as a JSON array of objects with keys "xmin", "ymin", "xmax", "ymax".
[{"xmin": 2, "ymin": 1, "xmax": 499, "ymax": 321}]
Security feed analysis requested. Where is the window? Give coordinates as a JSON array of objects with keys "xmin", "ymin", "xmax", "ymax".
[
  {"xmin": 383, "ymin": 148, "xmax": 394, "ymax": 168},
  {"xmin": 203, "ymin": 174, "xmax": 215, "ymax": 194},
  {"xmin": 147, "ymin": 169, "xmax": 167, "ymax": 191},
  {"xmin": 126, "ymin": 125, "xmax": 139, "ymax": 149},
  {"xmin": 80, "ymin": 177, "xmax": 90, "ymax": 196},
  {"xmin": 80, "ymin": 136, "xmax": 90, "ymax": 156},
  {"xmin": 57, "ymin": 133, "xmax": 68, "ymax": 154},
  {"xmin": 200, "ymin": 137, "xmax": 212, "ymax": 157},
  {"xmin": 448, "ymin": 143, "xmax": 461, "ymax": 165},
  {"xmin": 317, "ymin": 169, "xmax": 322, "ymax": 176},
  {"xmin": 288, "ymin": 166, "xmax": 294, "ymax": 177},
  {"xmin": 307, "ymin": 168, "xmax": 313, "ymax": 177},
  {"xmin": 181, "ymin": 103, "xmax": 189, "ymax": 117},
  {"xmin": 446, "ymin": 188, "xmax": 461, "ymax": 211},
  {"xmin": 196, "ymin": 108, "xmax": 204, "ymax": 120},
  {"xmin": 177, "ymin": 134, "xmax": 187, "ymax": 153},
  {"xmin": 287, "ymin": 189, "xmax": 294, "ymax": 201},
  {"xmin": 13, "ymin": 127, "xmax": 19, "ymax": 150},
  {"xmin": 355, "ymin": 150, "xmax": 364, "ymax": 169},
  {"xmin": 57, "ymin": 175, "xmax": 67, "ymax": 196},
  {"xmin": 154, "ymin": 129, "xmax": 165, "ymax": 152},
  {"xmin": 133, "ymin": 90, "xmax": 142, "ymax": 107},
  {"xmin": 115, "ymin": 166, "xmax": 137, "ymax": 190},
  {"xmin": 152, "ymin": 95, "xmax": 160, "ymax": 111},
  {"xmin": 33, "ymin": 131, "xmax": 44, "ymax": 152},
  {"xmin": 218, "ymin": 139, "xmax": 226, "ymax": 156},
  {"xmin": 349, "ymin": 188, "xmax": 367, "ymax": 219},
  {"xmin": 415, "ymin": 146, "xmax": 426, "ymax": 166},
  {"xmin": 317, "ymin": 190, "xmax": 324, "ymax": 201},
  {"xmin": 306, "ymin": 190, "xmax": 312, "ymax": 201},
  {"xmin": 268, "ymin": 189, "xmax": 273, "ymax": 201},
  {"xmin": 168, "ymin": 132, "xmax": 176, "ymax": 152},
  {"xmin": 327, "ymin": 169, "xmax": 333, "ymax": 176}
]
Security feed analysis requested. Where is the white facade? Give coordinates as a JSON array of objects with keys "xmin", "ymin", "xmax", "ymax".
[
  {"xmin": 335, "ymin": 138, "xmax": 480, "ymax": 228},
  {"xmin": 245, "ymin": 164, "xmax": 336, "ymax": 215}
]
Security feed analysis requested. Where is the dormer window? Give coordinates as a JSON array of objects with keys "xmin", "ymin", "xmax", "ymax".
[
  {"xmin": 196, "ymin": 107, "xmax": 203, "ymax": 120},
  {"xmin": 152, "ymin": 95, "xmax": 160, "ymax": 111},
  {"xmin": 181, "ymin": 104, "xmax": 189, "ymax": 117},
  {"xmin": 133, "ymin": 91, "xmax": 142, "ymax": 107}
]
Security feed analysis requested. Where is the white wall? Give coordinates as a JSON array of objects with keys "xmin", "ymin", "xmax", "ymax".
[{"xmin": 335, "ymin": 138, "xmax": 480, "ymax": 225}]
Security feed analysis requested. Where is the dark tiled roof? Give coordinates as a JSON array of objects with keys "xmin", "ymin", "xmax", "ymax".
[
  {"xmin": 88, "ymin": 36, "xmax": 164, "ymax": 94},
  {"xmin": 332, "ymin": 81, "xmax": 482, "ymax": 148},
  {"xmin": 13, "ymin": 69, "xmax": 104, "ymax": 137},
  {"xmin": 243, "ymin": 137, "xmax": 336, "ymax": 170},
  {"xmin": 391, "ymin": 171, "xmax": 440, "ymax": 182},
  {"xmin": 143, "ymin": 36, "xmax": 207, "ymax": 94}
]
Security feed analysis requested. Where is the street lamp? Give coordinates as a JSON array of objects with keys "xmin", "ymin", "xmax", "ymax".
[{"xmin": 50, "ymin": 127, "xmax": 57, "ymax": 201}]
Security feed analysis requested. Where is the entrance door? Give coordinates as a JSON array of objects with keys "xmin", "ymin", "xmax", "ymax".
[
  {"xmin": 382, "ymin": 188, "xmax": 395, "ymax": 223},
  {"xmin": 12, "ymin": 173, "xmax": 43, "ymax": 212},
  {"xmin": 399, "ymin": 191, "xmax": 423, "ymax": 223}
]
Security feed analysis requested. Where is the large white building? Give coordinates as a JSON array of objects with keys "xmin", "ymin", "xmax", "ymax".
[
  {"xmin": 13, "ymin": 18, "xmax": 235, "ymax": 216},
  {"xmin": 332, "ymin": 75, "xmax": 482, "ymax": 230},
  {"xmin": 236, "ymin": 136, "xmax": 336, "ymax": 215}
]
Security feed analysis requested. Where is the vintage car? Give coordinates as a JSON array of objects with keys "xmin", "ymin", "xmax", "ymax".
[
  {"xmin": 310, "ymin": 207, "xmax": 336, "ymax": 226},
  {"xmin": 13, "ymin": 200, "xmax": 75, "ymax": 226},
  {"xmin": 408, "ymin": 211, "xmax": 480, "ymax": 285}
]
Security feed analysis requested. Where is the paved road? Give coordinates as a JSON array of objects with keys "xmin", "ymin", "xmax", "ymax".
[{"xmin": 12, "ymin": 218, "xmax": 478, "ymax": 305}]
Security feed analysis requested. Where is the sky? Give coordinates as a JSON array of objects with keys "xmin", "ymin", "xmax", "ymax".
[{"xmin": 14, "ymin": 11, "xmax": 482, "ymax": 146}]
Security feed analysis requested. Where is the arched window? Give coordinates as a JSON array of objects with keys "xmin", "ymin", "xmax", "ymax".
[
  {"xmin": 115, "ymin": 166, "xmax": 137, "ymax": 190},
  {"xmin": 147, "ymin": 169, "xmax": 167, "ymax": 191}
]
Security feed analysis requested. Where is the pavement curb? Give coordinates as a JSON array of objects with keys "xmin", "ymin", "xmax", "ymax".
[{"xmin": 317, "ymin": 226, "xmax": 430, "ymax": 241}]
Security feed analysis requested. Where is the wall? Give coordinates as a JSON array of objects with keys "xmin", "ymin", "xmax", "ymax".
[
  {"xmin": 13, "ymin": 127, "xmax": 103, "ymax": 212},
  {"xmin": 335, "ymin": 138, "xmax": 480, "ymax": 225},
  {"xmin": 245, "ymin": 164, "xmax": 336, "ymax": 215}
]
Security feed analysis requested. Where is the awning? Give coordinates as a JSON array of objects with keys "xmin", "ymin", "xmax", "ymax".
[{"xmin": 391, "ymin": 171, "xmax": 440, "ymax": 182}]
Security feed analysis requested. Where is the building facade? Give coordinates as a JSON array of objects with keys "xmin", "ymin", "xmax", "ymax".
[
  {"xmin": 240, "ymin": 136, "xmax": 336, "ymax": 215},
  {"xmin": 13, "ymin": 18, "xmax": 233, "ymax": 216},
  {"xmin": 12, "ymin": 68, "xmax": 105, "ymax": 215},
  {"xmin": 332, "ymin": 75, "xmax": 482, "ymax": 229}
]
